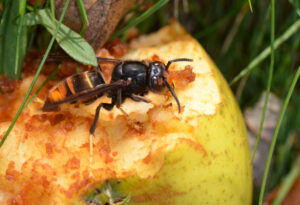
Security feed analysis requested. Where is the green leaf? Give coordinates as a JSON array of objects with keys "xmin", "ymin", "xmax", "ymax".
[
  {"xmin": 23, "ymin": 9, "xmax": 97, "ymax": 66},
  {"xmin": 0, "ymin": 0, "xmax": 27, "ymax": 79}
]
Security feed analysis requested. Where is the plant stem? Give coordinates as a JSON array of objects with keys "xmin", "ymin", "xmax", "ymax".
[{"xmin": 251, "ymin": 0, "xmax": 275, "ymax": 161}]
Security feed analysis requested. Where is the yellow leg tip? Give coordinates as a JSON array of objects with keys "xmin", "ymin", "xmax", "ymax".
[{"xmin": 89, "ymin": 133, "xmax": 94, "ymax": 178}]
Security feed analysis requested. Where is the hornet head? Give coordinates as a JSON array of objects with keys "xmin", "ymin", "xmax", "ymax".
[{"xmin": 147, "ymin": 58, "xmax": 193, "ymax": 113}]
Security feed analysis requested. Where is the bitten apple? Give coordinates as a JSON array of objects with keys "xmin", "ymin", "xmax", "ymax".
[{"xmin": 0, "ymin": 23, "xmax": 252, "ymax": 205}]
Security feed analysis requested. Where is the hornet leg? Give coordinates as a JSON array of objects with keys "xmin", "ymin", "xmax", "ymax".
[
  {"xmin": 97, "ymin": 64, "xmax": 103, "ymax": 73},
  {"xmin": 130, "ymin": 94, "xmax": 151, "ymax": 103},
  {"xmin": 89, "ymin": 103, "xmax": 114, "ymax": 135},
  {"xmin": 89, "ymin": 102, "xmax": 113, "ymax": 166}
]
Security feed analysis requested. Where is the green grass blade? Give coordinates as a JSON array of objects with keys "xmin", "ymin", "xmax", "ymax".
[
  {"xmin": 0, "ymin": 0, "xmax": 71, "ymax": 148},
  {"xmin": 272, "ymin": 155, "xmax": 300, "ymax": 205},
  {"xmin": 235, "ymin": 4, "xmax": 271, "ymax": 100},
  {"xmin": 77, "ymin": 0, "xmax": 88, "ymax": 24},
  {"xmin": 221, "ymin": 3, "xmax": 249, "ymax": 54},
  {"xmin": 194, "ymin": 0, "xmax": 246, "ymax": 39},
  {"xmin": 77, "ymin": 0, "xmax": 89, "ymax": 35},
  {"xmin": 26, "ymin": 5, "xmax": 34, "ymax": 12},
  {"xmin": 248, "ymin": 0, "xmax": 253, "ymax": 13},
  {"xmin": 251, "ymin": 0, "xmax": 276, "ymax": 161},
  {"xmin": 50, "ymin": 0, "xmax": 55, "ymax": 21},
  {"xmin": 258, "ymin": 66, "xmax": 300, "ymax": 205},
  {"xmin": 33, "ymin": 0, "xmax": 39, "ymax": 10},
  {"xmin": 19, "ymin": 0, "xmax": 26, "ymax": 16},
  {"xmin": 109, "ymin": 0, "xmax": 170, "ymax": 40},
  {"xmin": 230, "ymin": 19, "xmax": 300, "ymax": 85},
  {"xmin": 0, "ymin": 0, "xmax": 9, "ymax": 74},
  {"xmin": 116, "ymin": 0, "xmax": 154, "ymax": 38}
]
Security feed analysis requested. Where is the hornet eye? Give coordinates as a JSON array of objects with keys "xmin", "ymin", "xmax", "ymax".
[{"xmin": 151, "ymin": 77, "xmax": 164, "ymax": 91}]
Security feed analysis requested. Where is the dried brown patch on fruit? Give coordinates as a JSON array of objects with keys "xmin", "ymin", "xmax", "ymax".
[
  {"xmin": 132, "ymin": 184, "xmax": 184, "ymax": 205},
  {"xmin": 64, "ymin": 157, "xmax": 81, "ymax": 170},
  {"xmin": 0, "ymin": 76, "xmax": 20, "ymax": 93},
  {"xmin": 126, "ymin": 27, "xmax": 139, "ymax": 41},
  {"xmin": 104, "ymin": 39, "xmax": 128, "ymax": 58},
  {"xmin": 168, "ymin": 65, "xmax": 196, "ymax": 87},
  {"xmin": 0, "ymin": 93, "xmax": 19, "ymax": 122},
  {"xmin": 151, "ymin": 54, "xmax": 161, "ymax": 62},
  {"xmin": 0, "ymin": 76, "xmax": 21, "ymax": 122},
  {"xmin": 61, "ymin": 170, "xmax": 91, "ymax": 199},
  {"xmin": 5, "ymin": 162, "xmax": 19, "ymax": 181}
]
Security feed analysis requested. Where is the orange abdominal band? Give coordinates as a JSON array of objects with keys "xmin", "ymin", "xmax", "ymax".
[
  {"xmin": 66, "ymin": 77, "xmax": 76, "ymax": 94},
  {"xmin": 48, "ymin": 83, "xmax": 67, "ymax": 103}
]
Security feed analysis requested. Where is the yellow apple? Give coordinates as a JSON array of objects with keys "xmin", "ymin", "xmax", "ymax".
[{"xmin": 0, "ymin": 23, "xmax": 252, "ymax": 205}]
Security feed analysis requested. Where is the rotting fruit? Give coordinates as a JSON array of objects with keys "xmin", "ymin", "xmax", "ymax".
[{"xmin": 0, "ymin": 22, "xmax": 252, "ymax": 205}]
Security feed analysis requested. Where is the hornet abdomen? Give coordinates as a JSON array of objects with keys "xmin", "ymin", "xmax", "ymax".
[{"xmin": 43, "ymin": 70, "xmax": 106, "ymax": 110}]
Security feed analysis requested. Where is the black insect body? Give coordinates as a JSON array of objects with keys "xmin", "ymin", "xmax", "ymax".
[{"xmin": 42, "ymin": 57, "xmax": 193, "ymax": 135}]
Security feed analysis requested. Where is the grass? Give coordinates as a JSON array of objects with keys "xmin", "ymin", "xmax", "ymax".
[
  {"xmin": 251, "ymin": 0, "xmax": 275, "ymax": 168},
  {"xmin": 0, "ymin": 0, "xmax": 300, "ymax": 204},
  {"xmin": 259, "ymin": 67, "xmax": 300, "ymax": 204},
  {"xmin": 0, "ymin": 0, "xmax": 71, "ymax": 147}
]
